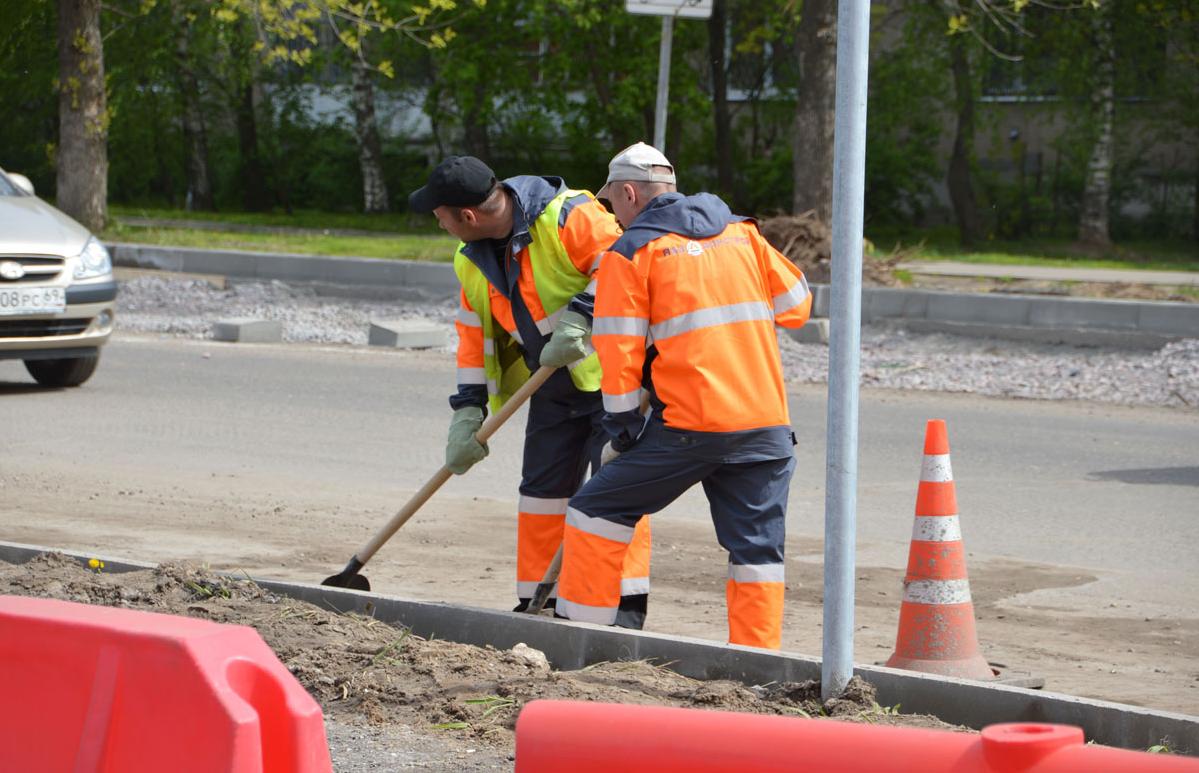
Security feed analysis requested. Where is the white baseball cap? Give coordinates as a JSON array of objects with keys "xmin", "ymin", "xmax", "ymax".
[{"xmin": 598, "ymin": 142, "xmax": 676, "ymax": 198}]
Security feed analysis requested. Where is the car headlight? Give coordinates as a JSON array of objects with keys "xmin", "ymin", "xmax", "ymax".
[{"xmin": 74, "ymin": 237, "xmax": 112, "ymax": 280}]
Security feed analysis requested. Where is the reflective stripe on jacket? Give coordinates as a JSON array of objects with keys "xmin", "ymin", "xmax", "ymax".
[
  {"xmin": 453, "ymin": 178, "xmax": 620, "ymax": 413},
  {"xmin": 592, "ymin": 192, "xmax": 811, "ymax": 443}
]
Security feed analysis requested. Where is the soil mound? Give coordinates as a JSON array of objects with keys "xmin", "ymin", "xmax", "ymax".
[
  {"xmin": 759, "ymin": 211, "xmax": 905, "ymax": 286},
  {"xmin": 0, "ymin": 554, "xmax": 960, "ymax": 748}
]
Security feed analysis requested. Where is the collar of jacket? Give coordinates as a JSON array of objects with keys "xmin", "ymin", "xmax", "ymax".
[
  {"xmin": 460, "ymin": 175, "xmax": 568, "ymax": 298},
  {"xmin": 609, "ymin": 191, "xmax": 747, "ymax": 259}
]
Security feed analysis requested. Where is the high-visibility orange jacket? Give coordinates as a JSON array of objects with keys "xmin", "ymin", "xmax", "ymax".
[
  {"xmin": 587, "ymin": 192, "xmax": 811, "ymax": 455},
  {"xmin": 451, "ymin": 175, "xmax": 623, "ymax": 412}
]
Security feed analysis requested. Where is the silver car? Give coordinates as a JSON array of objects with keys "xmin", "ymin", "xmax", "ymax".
[{"xmin": 0, "ymin": 167, "xmax": 116, "ymax": 387}]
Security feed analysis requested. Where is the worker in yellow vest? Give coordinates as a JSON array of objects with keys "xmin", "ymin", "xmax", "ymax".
[{"xmin": 408, "ymin": 156, "xmax": 651, "ymax": 626}]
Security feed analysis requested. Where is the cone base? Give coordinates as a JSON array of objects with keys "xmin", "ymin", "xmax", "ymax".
[{"xmin": 885, "ymin": 652, "xmax": 996, "ymax": 681}]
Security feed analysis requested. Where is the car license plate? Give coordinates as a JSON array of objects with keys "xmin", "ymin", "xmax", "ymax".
[{"xmin": 0, "ymin": 285, "xmax": 66, "ymax": 315}]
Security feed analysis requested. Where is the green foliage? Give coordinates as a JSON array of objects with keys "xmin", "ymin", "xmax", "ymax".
[
  {"xmin": 420, "ymin": 0, "xmax": 712, "ymax": 190},
  {"xmin": 104, "ymin": 1, "xmax": 186, "ymax": 205},
  {"xmin": 0, "ymin": 0, "xmax": 60, "ymax": 192},
  {"xmin": 740, "ymin": 140, "xmax": 793, "ymax": 215},
  {"xmin": 863, "ymin": 16, "xmax": 944, "ymax": 225},
  {"xmin": 8, "ymin": 0, "xmax": 1192, "ymax": 242}
]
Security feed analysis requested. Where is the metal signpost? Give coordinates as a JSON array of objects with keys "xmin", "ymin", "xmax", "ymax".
[
  {"xmin": 823, "ymin": 1, "xmax": 871, "ymax": 701},
  {"xmin": 625, "ymin": 0, "xmax": 713, "ymax": 151},
  {"xmin": 625, "ymin": 0, "xmax": 871, "ymax": 704}
]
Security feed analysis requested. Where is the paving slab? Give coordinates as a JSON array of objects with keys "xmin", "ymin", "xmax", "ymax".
[
  {"xmin": 212, "ymin": 318, "xmax": 283, "ymax": 343},
  {"xmin": 787, "ymin": 318, "xmax": 830, "ymax": 344},
  {"xmin": 368, "ymin": 319, "xmax": 447, "ymax": 349}
]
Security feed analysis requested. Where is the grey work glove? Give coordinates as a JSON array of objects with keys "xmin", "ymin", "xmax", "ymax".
[
  {"xmin": 446, "ymin": 406, "xmax": 489, "ymax": 474},
  {"xmin": 539, "ymin": 309, "xmax": 591, "ymax": 368}
]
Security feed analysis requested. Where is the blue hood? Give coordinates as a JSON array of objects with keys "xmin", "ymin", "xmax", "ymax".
[{"xmin": 609, "ymin": 192, "xmax": 743, "ymax": 258}]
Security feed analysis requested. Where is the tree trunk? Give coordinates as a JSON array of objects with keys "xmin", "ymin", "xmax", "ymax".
[
  {"xmin": 172, "ymin": 0, "xmax": 213, "ymax": 211},
  {"xmin": 351, "ymin": 57, "xmax": 390, "ymax": 213},
  {"xmin": 1078, "ymin": 3, "xmax": 1115, "ymax": 249},
  {"xmin": 237, "ymin": 82, "xmax": 270, "ymax": 211},
  {"xmin": 708, "ymin": 0, "xmax": 735, "ymax": 202},
  {"xmin": 791, "ymin": 0, "xmax": 836, "ymax": 221},
  {"xmin": 946, "ymin": 31, "xmax": 982, "ymax": 247},
  {"xmin": 56, "ymin": 0, "xmax": 107, "ymax": 231}
]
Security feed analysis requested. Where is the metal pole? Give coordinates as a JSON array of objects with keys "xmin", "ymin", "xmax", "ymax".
[
  {"xmin": 822, "ymin": 0, "xmax": 871, "ymax": 702},
  {"xmin": 653, "ymin": 15, "xmax": 673, "ymax": 151}
]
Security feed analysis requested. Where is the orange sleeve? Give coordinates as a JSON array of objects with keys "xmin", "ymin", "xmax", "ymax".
[
  {"xmin": 455, "ymin": 288, "xmax": 485, "ymax": 373},
  {"xmin": 757, "ymin": 232, "xmax": 812, "ymax": 329},
  {"xmin": 559, "ymin": 196, "xmax": 624, "ymax": 276},
  {"xmin": 449, "ymin": 288, "xmax": 489, "ymax": 410},
  {"xmin": 593, "ymin": 248, "xmax": 650, "ymax": 428}
]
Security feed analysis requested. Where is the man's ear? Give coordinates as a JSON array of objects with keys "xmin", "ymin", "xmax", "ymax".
[{"xmin": 461, "ymin": 208, "xmax": 479, "ymax": 226}]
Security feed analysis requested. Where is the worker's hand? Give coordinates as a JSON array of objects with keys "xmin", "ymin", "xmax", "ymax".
[
  {"xmin": 600, "ymin": 441, "xmax": 621, "ymax": 467},
  {"xmin": 540, "ymin": 310, "xmax": 591, "ymax": 368},
  {"xmin": 446, "ymin": 406, "xmax": 489, "ymax": 474}
]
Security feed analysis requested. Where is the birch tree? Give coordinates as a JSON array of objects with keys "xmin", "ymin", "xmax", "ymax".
[{"xmin": 1077, "ymin": 0, "xmax": 1115, "ymax": 247}]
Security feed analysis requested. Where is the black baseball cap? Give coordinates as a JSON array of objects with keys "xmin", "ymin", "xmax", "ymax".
[{"xmin": 408, "ymin": 156, "xmax": 498, "ymax": 213}]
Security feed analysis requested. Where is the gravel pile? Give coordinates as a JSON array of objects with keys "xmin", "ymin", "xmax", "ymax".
[{"xmin": 116, "ymin": 275, "xmax": 1198, "ymax": 410}]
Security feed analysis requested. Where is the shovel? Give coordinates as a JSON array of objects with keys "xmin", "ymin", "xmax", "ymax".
[
  {"xmin": 322, "ymin": 365, "xmax": 557, "ymax": 591},
  {"xmin": 526, "ymin": 545, "xmax": 563, "ymax": 615}
]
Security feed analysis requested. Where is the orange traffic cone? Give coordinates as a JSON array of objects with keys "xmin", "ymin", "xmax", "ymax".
[{"xmin": 886, "ymin": 419, "xmax": 995, "ymax": 680}]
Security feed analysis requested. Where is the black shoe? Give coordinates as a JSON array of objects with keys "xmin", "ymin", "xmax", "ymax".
[
  {"xmin": 513, "ymin": 598, "xmax": 557, "ymax": 613},
  {"xmin": 614, "ymin": 594, "xmax": 648, "ymax": 630}
]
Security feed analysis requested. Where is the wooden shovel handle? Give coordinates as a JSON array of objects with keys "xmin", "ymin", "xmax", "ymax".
[{"xmin": 355, "ymin": 365, "xmax": 557, "ymax": 564}]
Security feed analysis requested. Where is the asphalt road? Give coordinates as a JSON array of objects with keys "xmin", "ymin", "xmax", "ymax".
[{"xmin": 2, "ymin": 333, "xmax": 1197, "ymax": 618}]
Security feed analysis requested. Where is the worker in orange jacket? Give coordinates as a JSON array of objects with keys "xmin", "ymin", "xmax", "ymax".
[
  {"xmin": 555, "ymin": 143, "xmax": 811, "ymax": 649},
  {"xmin": 408, "ymin": 156, "xmax": 651, "ymax": 626}
]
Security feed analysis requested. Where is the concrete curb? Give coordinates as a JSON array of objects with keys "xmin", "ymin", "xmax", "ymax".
[
  {"xmin": 107, "ymin": 242, "xmax": 459, "ymax": 301},
  {"xmin": 898, "ymin": 260, "xmax": 1199, "ymax": 287},
  {"xmin": 3, "ymin": 540, "xmax": 1195, "ymax": 755},
  {"xmin": 109, "ymin": 243, "xmax": 1198, "ymax": 346}
]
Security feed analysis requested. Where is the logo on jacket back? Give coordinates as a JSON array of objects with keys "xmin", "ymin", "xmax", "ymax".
[
  {"xmin": 663, "ymin": 235, "xmax": 748, "ymax": 257},
  {"xmin": 0, "ymin": 261, "xmax": 25, "ymax": 280}
]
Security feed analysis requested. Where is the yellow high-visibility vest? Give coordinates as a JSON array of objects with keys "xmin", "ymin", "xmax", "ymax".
[{"xmin": 454, "ymin": 189, "xmax": 602, "ymax": 412}]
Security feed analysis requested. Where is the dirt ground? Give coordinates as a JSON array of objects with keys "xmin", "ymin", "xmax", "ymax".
[
  {"xmin": 1, "ymin": 553, "xmax": 959, "ymax": 769},
  {"xmin": 3, "ymin": 470, "xmax": 1196, "ymax": 722}
]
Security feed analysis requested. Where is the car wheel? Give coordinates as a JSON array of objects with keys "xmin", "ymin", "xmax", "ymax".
[{"xmin": 24, "ymin": 352, "xmax": 100, "ymax": 387}]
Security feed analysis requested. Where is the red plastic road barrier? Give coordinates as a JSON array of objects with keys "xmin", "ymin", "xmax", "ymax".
[
  {"xmin": 515, "ymin": 700, "xmax": 1199, "ymax": 772},
  {"xmin": 0, "ymin": 595, "xmax": 332, "ymax": 772}
]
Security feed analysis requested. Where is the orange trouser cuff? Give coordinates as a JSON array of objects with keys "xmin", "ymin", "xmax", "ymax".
[
  {"xmin": 726, "ymin": 579, "xmax": 784, "ymax": 650},
  {"xmin": 559, "ymin": 522, "xmax": 632, "ymax": 623},
  {"xmin": 517, "ymin": 512, "xmax": 565, "ymax": 591}
]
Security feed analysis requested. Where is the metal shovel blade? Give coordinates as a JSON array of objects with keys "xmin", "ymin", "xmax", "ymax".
[{"xmin": 322, "ymin": 557, "xmax": 371, "ymax": 591}]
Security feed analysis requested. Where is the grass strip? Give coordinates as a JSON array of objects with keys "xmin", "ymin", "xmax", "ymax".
[{"xmin": 102, "ymin": 222, "xmax": 459, "ymax": 262}]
